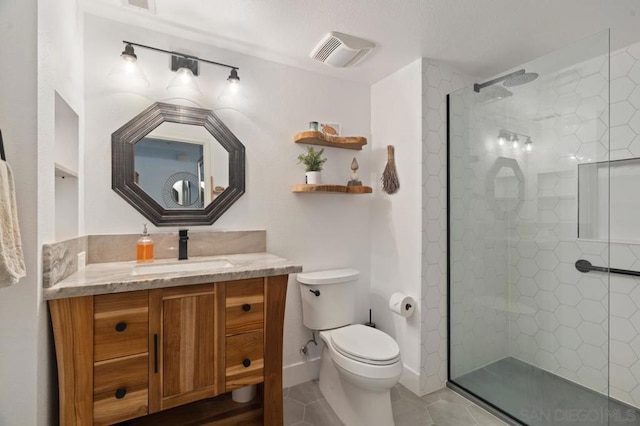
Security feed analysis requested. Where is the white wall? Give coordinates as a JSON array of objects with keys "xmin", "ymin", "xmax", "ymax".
[
  {"xmin": 39, "ymin": 0, "xmax": 85, "ymax": 424},
  {"xmin": 54, "ymin": 93, "xmax": 81, "ymax": 240},
  {"xmin": 0, "ymin": 1, "xmax": 41, "ymax": 425},
  {"xmin": 1, "ymin": 0, "xmax": 84, "ymax": 422},
  {"xmin": 83, "ymin": 14, "xmax": 371, "ymax": 386},
  {"xmin": 370, "ymin": 59, "xmax": 423, "ymax": 392},
  {"xmin": 421, "ymin": 59, "xmax": 474, "ymax": 395},
  {"xmin": 54, "ymin": 93, "xmax": 80, "ymax": 173},
  {"xmin": 369, "ymin": 58, "xmax": 472, "ymax": 395},
  {"xmin": 41, "ymin": 0, "xmax": 85, "ymax": 237}
]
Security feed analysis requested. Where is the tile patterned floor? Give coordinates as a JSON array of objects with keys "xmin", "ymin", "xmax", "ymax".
[
  {"xmin": 284, "ymin": 380, "xmax": 508, "ymax": 426},
  {"xmin": 456, "ymin": 357, "xmax": 640, "ymax": 426}
]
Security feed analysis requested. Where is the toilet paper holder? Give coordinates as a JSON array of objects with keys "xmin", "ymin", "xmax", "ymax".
[{"xmin": 389, "ymin": 293, "xmax": 416, "ymax": 318}]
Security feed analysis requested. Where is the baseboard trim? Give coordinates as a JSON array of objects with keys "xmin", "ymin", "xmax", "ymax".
[
  {"xmin": 283, "ymin": 357, "xmax": 320, "ymax": 388},
  {"xmin": 399, "ymin": 364, "xmax": 421, "ymax": 395}
]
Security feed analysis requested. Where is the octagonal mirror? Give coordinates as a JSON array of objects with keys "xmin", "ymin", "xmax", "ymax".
[
  {"xmin": 112, "ymin": 102, "xmax": 245, "ymax": 226},
  {"xmin": 485, "ymin": 156, "xmax": 525, "ymax": 219}
]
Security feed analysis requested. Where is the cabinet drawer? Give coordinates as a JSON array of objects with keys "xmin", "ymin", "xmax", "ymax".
[
  {"xmin": 226, "ymin": 330, "xmax": 264, "ymax": 391},
  {"xmin": 93, "ymin": 353, "xmax": 148, "ymax": 425},
  {"xmin": 225, "ymin": 279, "xmax": 264, "ymax": 335},
  {"xmin": 94, "ymin": 291, "xmax": 149, "ymax": 361}
]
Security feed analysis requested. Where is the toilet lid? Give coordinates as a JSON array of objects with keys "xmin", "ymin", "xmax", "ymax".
[{"xmin": 330, "ymin": 324, "xmax": 400, "ymax": 363}]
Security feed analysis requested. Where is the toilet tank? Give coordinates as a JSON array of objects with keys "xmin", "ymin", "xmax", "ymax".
[{"xmin": 297, "ymin": 268, "xmax": 359, "ymax": 330}]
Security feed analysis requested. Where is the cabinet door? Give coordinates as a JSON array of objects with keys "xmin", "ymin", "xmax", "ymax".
[{"xmin": 148, "ymin": 284, "xmax": 225, "ymax": 412}]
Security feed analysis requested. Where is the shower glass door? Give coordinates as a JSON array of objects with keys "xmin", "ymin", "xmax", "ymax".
[{"xmin": 448, "ymin": 31, "xmax": 613, "ymax": 425}]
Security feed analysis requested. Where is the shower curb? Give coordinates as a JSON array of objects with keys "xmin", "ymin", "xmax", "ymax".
[{"xmin": 446, "ymin": 380, "xmax": 524, "ymax": 426}]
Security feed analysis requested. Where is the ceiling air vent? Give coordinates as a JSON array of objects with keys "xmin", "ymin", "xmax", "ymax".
[
  {"xmin": 122, "ymin": 0, "xmax": 156, "ymax": 13},
  {"xmin": 310, "ymin": 32, "xmax": 375, "ymax": 67}
]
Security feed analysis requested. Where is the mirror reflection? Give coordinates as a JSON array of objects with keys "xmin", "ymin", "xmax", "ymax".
[
  {"xmin": 134, "ymin": 122, "xmax": 229, "ymax": 209},
  {"xmin": 173, "ymin": 179, "xmax": 196, "ymax": 206},
  {"xmin": 159, "ymin": 172, "xmax": 200, "ymax": 207},
  {"xmin": 485, "ymin": 156, "xmax": 525, "ymax": 218},
  {"xmin": 494, "ymin": 167, "xmax": 519, "ymax": 207}
]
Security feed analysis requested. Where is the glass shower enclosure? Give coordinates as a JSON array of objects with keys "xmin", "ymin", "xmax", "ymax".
[{"xmin": 447, "ymin": 31, "xmax": 631, "ymax": 425}]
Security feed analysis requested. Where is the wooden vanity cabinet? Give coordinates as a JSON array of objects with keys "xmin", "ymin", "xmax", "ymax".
[
  {"xmin": 148, "ymin": 283, "xmax": 223, "ymax": 412},
  {"xmin": 49, "ymin": 275, "xmax": 288, "ymax": 426},
  {"xmin": 93, "ymin": 291, "xmax": 150, "ymax": 425},
  {"xmin": 225, "ymin": 278, "xmax": 265, "ymax": 391}
]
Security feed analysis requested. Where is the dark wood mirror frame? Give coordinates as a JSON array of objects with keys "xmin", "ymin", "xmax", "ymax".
[
  {"xmin": 112, "ymin": 102, "xmax": 245, "ymax": 226},
  {"xmin": 484, "ymin": 156, "xmax": 525, "ymax": 219}
]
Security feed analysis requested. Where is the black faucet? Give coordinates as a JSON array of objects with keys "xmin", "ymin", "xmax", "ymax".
[{"xmin": 178, "ymin": 229, "xmax": 189, "ymax": 260}]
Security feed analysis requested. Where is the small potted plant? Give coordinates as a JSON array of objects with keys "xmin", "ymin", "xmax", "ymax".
[{"xmin": 297, "ymin": 146, "xmax": 327, "ymax": 184}]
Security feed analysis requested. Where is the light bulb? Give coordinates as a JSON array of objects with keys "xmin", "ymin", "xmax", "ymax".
[
  {"xmin": 218, "ymin": 77, "xmax": 247, "ymax": 102},
  {"xmin": 512, "ymin": 135, "xmax": 519, "ymax": 148},
  {"xmin": 524, "ymin": 137, "xmax": 533, "ymax": 152},
  {"xmin": 167, "ymin": 67, "xmax": 202, "ymax": 97},
  {"xmin": 497, "ymin": 130, "xmax": 507, "ymax": 146},
  {"xmin": 108, "ymin": 45, "xmax": 150, "ymax": 89}
]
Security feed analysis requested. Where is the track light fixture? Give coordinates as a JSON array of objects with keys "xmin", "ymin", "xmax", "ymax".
[
  {"xmin": 114, "ymin": 40, "xmax": 241, "ymax": 96},
  {"xmin": 497, "ymin": 130, "xmax": 508, "ymax": 146},
  {"xmin": 496, "ymin": 130, "xmax": 533, "ymax": 152},
  {"xmin": 121, "ymin": 43, "xmax": 137, "ymax": 61},
  {"xmin": 108, "ymin": 43, "xmax": 150, "ymax": 88},
  {"xmin": 227, "ymin": 68, "xmax": 240, "ymax": 83},
  {"xmin": 524, "ymin": 137, "xmax": 533, "ymax": 152}
]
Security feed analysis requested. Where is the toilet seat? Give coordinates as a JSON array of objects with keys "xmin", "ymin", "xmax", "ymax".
[
  {"xmin": 330, "ymin": 324, "xmax": 400, "ymax": 365},
  {"xmin": 319, "ymin": 327, "xmax": 403, "ymax": 381}
]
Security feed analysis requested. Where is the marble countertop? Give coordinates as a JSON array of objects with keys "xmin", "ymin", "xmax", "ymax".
[{"xmin": 44, "ymin": 253, "xmax": 303, "ymax": 300}]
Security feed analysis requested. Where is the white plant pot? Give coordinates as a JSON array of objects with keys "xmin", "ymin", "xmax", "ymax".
[{"xmin": 306, "ymin": 171, "xmax": 321, "ymax": 184}]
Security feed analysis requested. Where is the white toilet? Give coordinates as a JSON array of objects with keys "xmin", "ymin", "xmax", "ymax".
[{"xmin": 297, "ymin": 269, "xmax": 403, "ymax": 426}]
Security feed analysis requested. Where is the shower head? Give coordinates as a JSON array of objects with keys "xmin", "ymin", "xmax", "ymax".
[
  {"xmin": 474, "ymin": 69, "xmax": 539, "ymax": 93},
  {"xmin": 503, "ymin": 72, "xmax": 539, "ymax": 87},
  {"xmin": 478, "ymin": 85, "xmax": 513, "ymax": 104}
]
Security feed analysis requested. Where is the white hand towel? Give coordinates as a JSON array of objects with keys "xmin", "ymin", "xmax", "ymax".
[{"xmin": 0, "ymin": 161, "xmax": 25, "ymax": 287}]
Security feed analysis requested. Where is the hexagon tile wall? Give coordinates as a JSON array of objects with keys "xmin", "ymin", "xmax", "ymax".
[
  {"xmin": 422, "ymin": 39, "xmax": 640, "ymax": 408},
  {"xmin": 505, "ymin": 41, "xmax": 640, "ymax": 408},
  {"xmin": 420, "ymin": 58, "xmax": 474, "ymax": 395},
  {"xmin": 443, "ymin": 39, "xmax": 640, "ymax": 409}
]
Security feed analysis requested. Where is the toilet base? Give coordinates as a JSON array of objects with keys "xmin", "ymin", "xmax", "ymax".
[{"xmin": 318, "ymin": 346, "xmax": 395, "ymax": 426}]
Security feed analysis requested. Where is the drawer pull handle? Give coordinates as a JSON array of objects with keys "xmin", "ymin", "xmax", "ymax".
[
  {"xmin": 115, "ymin": 388, "xmax": 127, "ymax": 399},
  {"xmin": 242, "ymin": 359, "xmax": 251, "ymax": 368},
  {"xmin": 242, "ymin": 304, "xmax": 251, "ymax": 312},
  {"xmin": 154, "ymin": 334, "xmax": 158, "ymax": 374},
  {"xmin": 115, "ymin": 322, "xmax": 127, "ymax": 332}
]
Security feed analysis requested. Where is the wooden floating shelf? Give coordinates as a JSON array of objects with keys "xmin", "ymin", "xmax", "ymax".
[
  {"xmin": 292, "ymin": 184, "xmax": 372, "ymax": 194},
  {"xmin": 294, "ymin": 131, "xmax": 367, "ymax": 151}
]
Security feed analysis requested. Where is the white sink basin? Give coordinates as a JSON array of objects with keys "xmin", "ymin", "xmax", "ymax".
[{"xmin": 133, "ymin": 259, "xmax": 234, "ymax": 275}]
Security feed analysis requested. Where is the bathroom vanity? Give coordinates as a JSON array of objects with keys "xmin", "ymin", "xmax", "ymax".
[{"xmin": 45, "ymin": 252, "xmax": 301, "ymax": 426}]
